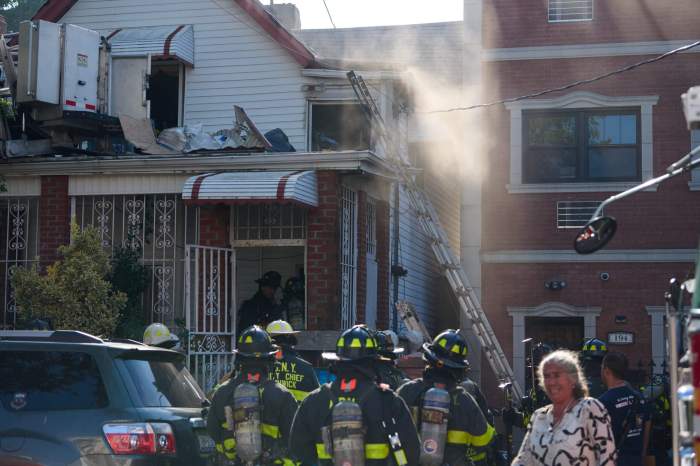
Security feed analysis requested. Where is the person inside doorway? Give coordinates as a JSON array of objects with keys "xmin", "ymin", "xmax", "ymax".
[{"xmin": 237, "ymin": 271, "xmax": 283, "ymax": 336}]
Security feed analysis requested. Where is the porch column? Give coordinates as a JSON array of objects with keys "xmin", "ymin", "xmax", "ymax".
[
  {"xmin": 375, "ymin": 199, "xmax": 391, "ymax": 329},
  {"xmin": 306, "ymin": 171, "xmax": 340, "ymax": 330},
  {"xmin": 39, "ymin": 176, "xmax": 70, "ymax": 269}
]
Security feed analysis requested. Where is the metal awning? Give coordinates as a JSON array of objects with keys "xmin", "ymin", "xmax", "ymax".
[
  {"xmin": 106, "ymin": 25, "xmax": 195, "ymax": 66},
  {"xmin": 182, "ymin": 171, "xmax": 318, "ymax": 207}
]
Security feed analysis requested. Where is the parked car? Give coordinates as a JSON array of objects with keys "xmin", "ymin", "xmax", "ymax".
[{"xmin": 0, "ymin": 330, "xmax": 215, "ymax": 465}]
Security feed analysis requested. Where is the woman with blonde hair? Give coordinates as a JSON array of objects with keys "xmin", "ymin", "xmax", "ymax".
[{"xmin": 512, "ymin": 349, "xmax": 616, "ymax": 466}]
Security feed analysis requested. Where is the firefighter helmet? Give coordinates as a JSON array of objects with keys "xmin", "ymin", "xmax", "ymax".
[
  {"xmin": 422, "ymin": 329, "xmax": 469, "ymax": 369},
  {"xmin": 235, "ymin": 326, "xmax": 278, "ymax": 359},
  {"xmin": 266, "ymin": 320, "xmax": 299, "ymax": 336},
  {"xmin": 376, "ymin": 330, "xmax": 404, "ymax": 359},
  {"xmin": 143, "ymin": 323, "xmax": 179, "ymax": 348},
  {"xmin": 581, "ymin": 337, "xmax": 608, "ymax": 358},
  {"xmin": 322, "ymin": 325, "xmax": 379, "ymax": 361},
  {"xmin": 255, "ymin": 271, "xmax": 282, "ymax": 288}
]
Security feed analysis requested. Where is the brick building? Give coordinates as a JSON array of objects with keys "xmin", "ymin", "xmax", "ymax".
[{"xmin": 478, "ymin": 0, "xmax": 700, "ymax": 396}]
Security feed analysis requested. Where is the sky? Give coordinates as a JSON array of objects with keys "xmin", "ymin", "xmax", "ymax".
[{"xmin": 269, "ymin": 0, "xmax": 464, "ymax": 30}]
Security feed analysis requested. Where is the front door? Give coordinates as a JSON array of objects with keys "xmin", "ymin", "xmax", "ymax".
[{"xmin": 184, "ymin": 245, "xmax": 235, "ymax": 394}]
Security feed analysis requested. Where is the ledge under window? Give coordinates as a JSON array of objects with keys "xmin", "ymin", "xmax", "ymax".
[{"xmin": 507, "ymin": 181, "xmax": 658, "ymax": 194}]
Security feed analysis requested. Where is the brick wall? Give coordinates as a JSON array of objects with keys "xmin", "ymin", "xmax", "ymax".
[
  {"xmin": 484, "ymin": 0, "xmax": 700, "ymax": 49},
  {"xmin": 356, "ymin": 191, "xmax": 367, "ymax": 324},
  {"xmin": 39, "ymin": 176, "xmax": 70, "ymax": 269},
  {"xmin": 375, "ymin": 199, "xmax": 391, "ymax": 329},
  {"xmin": 482, "ymin": 53, "xmax": 700, "ymax": 251},
  {"xmin": 198, "ymin": 205, "xmax": 229, "ymax": 247},
  {"xmin": 306, "ymin": 171, "xmax": 340, "ymax": 330}
]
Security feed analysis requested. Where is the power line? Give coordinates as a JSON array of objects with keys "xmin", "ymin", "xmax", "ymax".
[
  {"xmin": 321, "ymin": 0, "xmax": 337, "ymax": 29},
  {"xmin": 422, "ymin": 39, "xmax": 700, "ymax": 114}
]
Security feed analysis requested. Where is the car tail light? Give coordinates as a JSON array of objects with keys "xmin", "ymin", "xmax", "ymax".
[{"xmin": 103, "ymin": 423, "xmax": 176, "ymax": 455}]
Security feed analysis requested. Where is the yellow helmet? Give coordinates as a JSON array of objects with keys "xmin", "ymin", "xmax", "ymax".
[
  {"xmin": 143, "ymin": 323, "xmax": 179, "ymax": 348},
  {"xmin": 266, "ymin": 320, "xmax": 299, "ymax": 336}
]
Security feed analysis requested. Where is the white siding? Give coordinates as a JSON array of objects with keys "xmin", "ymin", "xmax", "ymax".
[{"xmin": 61, "ymin": 0, "xmax": 309, "ymax": 149}]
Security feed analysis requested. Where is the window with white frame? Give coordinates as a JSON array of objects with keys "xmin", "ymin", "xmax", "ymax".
[
  {"xmin": 523, "ymin": 108, "xmax": 640, "ymax": 183},
  {"xmin": 548, "ymin": 0, "xmax": 593, "ymax": 22},
  {"xmin": 505, "ymin": 92, "xmax": 658, "ymax": 193},
  {"xmin": 310, "ymin": 102, "xmax": 371, "ymax": 151}
]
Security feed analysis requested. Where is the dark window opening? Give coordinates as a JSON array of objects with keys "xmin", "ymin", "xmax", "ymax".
[
  {"xmin": 148, "ymin": 63, "xmax": 181, "ymax": 132},
  {"xmin": 523, "ymin": 108, "xmax": 640, "ymax": 183},
  {"xmin": 311, "ymin": 103, "xmax": 370, "ymax": 151},
  {"xmin": 0, "ymin": 351, "xmax": 108, "ymax": 411}
]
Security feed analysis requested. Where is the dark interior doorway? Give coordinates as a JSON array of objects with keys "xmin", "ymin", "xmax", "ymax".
[{"xmin": 148, "ymin": 63, "xmax": 181, "ymax": 132}]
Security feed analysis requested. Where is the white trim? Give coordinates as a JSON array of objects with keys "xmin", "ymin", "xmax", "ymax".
[
  {"xmin": 301, "ymin": 68, "xmax": 402, "ymax": 80},
  {"xmin": 69, "ymin": 174, "xmax": 189, "ymax": 195},
  {"xmin": 482, "ymin": 249, "xmax": 698, "ymax": 263},
  {"xmin": 483, "ymin": 40, "xmax": 700, "ymax": 62},
  {"xmin": 646, "ymin": 306, "xmax": 666, "ymax": 372},
  {"xmin": 506, "ymin": 91, "xmax": 658, "ymax": 194},
  {"xmin": 0, "ymin": 176, "xmax": 41, "ymax": 197},
  {"xmin": 508, "ymin": 302, "xmax": 601, "ymax": 392}
]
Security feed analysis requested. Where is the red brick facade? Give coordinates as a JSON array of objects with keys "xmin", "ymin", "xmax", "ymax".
[
  {"xmin": 198, "ymin": 206, "xmax": 230, "ymax": 247},
  {"xmin": 39, "ymin": 176, "xmax": 71, "ymax": 269},
  {"xmin": 481, "ymin": 0, "xmax": 700, "ymax": 401},
  {"xmin": 306, "ymin": 171, "xmax": 340, "ymax": 330},
  {"xmin": 375, "ymin": 199, "xmax": 391, "ymax": 329}
]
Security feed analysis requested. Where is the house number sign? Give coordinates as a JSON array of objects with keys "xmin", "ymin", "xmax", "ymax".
[{"xmin": 608, "ymin": 331, "xmax": 634, "ymax": 345}]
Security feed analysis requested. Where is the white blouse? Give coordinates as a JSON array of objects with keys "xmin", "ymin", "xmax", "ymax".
[{"xmin": 512, "ymin": 397, "xmax": 616, "ymax": 466}]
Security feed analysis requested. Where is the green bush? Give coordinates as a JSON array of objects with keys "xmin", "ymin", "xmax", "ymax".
[
  {"xmin": 12, "ymin": 224, "xmax": 126, "ymax": 336},
  {"xmin": 108, "ymin": 245, "xmax": 149, "ymax": 340}
]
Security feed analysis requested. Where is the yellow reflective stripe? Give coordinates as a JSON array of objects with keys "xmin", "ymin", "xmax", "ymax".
[
  {"xmin": 223, "ymin": 438, "xmax": 236, "ymax": 450},
  {"xmin": 215, "ymin": 443, "xmax": 224, "ymax": 453},
  {"xmin": 365, "ymin": 443, "xmax": 390, "ymax": 459},
  {"xmin": 350, "ymin": 338, "xmax": 362, "ymax": 348},
  {"xmin": 447, "ymin": 429, "xmax": 470, "ymax": 444},
  {"xmin": 316, "ymin": 443, "xmax": 332, "ymax": 459},
  {"xmin": 221, "ymin": 421, "xmax": 230, "ymax": 430},
  {"xmin": 394, "ymin": 448, "xmax": 408, "ymax": 465},
  {"xmin": 470, "ymin": 452, "xmax": 487, "ymax": 461},
  {"xmin": 262, "ymin": 423, "xmax": 280, "ymax": 438},
  {"xmin": 224, "ymin": 451, "xmax": 236, "ymax": 460},
  {"xmin": 472, "ymin": 425, "xmax": 495, "ymax": 447},
  {"xmin": 289, "ymin": 388, "xmax": 309, "ymax": 401}
]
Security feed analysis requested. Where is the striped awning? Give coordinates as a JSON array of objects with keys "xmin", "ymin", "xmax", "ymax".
[
  {"xmin": 182, "ymin": 171, "xmax": 318, "ymax": 207},
  {"xmin": 106, "ymin": 24, "xmax": 194, "ymax": 66}
]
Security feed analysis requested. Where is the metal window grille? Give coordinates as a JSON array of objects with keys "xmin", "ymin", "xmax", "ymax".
[
  {"xmin": 366, "ymin": 197, "xmax": 377, "ymax": 256},
  {"xmin": 231, "ymin": 204, "xmax": 307, "ymax": 243},
  {"xmin": 548, "ymin": 0, "xmax": 593, "ymax": 22},
  {"xmin": 73, "ymin": 194, "xmax": 199, "ymax": 326},
  {"xmin": 0, "ymin": 197, "xmax": 39, "ymax": 329},
  {"xmin": 557, "ymin": 201, "xmax": 601, "ymax": 229},
  {"xmin": 339, "ymin": 186, "xmax": 357, "ymax": 329}
]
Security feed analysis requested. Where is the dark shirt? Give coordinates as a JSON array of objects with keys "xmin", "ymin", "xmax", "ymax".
[
  {"xmin": 237, "ymin": 291, "xmax": 282, "ymax": 335},
  {"xmin": 599, "ymin": 384, "xmax": 650, "ymax": 459}
]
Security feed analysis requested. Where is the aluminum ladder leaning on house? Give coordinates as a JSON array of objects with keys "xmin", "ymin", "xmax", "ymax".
[{"xmin": 347, "ymin": 70, "xmax": 523, "ymax": 399}]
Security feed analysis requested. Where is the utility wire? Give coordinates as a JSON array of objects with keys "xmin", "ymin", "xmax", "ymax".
[
  {"xmin": 422, "ymin": 39, "xmax": 700, "ymax": 114},
  {"xmin": 321, "ymin": 0, "xmax": 337, "ymax": 29}
]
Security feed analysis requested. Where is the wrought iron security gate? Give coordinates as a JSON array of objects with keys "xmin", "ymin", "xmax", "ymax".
[
  {"xmin": 339, "ymin": 186, "xmax": 357, "ymax": 329},
  {"xmin": 185, "ymin": 245, "xmax": 235, "ymax": 394}
]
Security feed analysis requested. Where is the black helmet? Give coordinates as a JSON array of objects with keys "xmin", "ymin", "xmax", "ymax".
[
  {"xmin": 323, "ymin": 325, "xmax": 378, "ymax": 361},
  {"xmin": 581, "ymin": 338, "xmax": 608, "ymax": 358},
  {"xmin": 256, "ymin": 271, "xmax": 282, "ymax": 288},
  {"xmin": 235, "ymin": 326, "xmax": 278, "ymax": 359},
  {"xmin": 376, "ymin": 330, "xmax": 404, "ymax": 359},
  {"xmin": 422, "ymin": 329, "xmax": 469, "ymax": 369}
]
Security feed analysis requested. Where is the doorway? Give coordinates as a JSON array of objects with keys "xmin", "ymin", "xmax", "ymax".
[
  {"xmin": 148, "ymin": 62, "xmax": 183, "ymax": 131},
  {"xmin": 234, "ymin": 246, "xmax": 306, "ymax": 331}
]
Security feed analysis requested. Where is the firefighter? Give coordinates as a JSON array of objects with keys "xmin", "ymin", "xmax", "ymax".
[
  {"xmin": 374, "ymin": 329, "xmax": 410, "ymax": 390},
  {"xmin": 266, "ymin": 319, "xmax": 320, "ymax": 402},
  {"xmin": 289, "ymin": 324, "xmax": 420, "ymax": 466},
  {"xmin": 397, "ymin": 329, "xmax": 495, "ymax": 466},
  {"xmin": 581, "ymin": 337, "xmax": 608, "ymax": 398},
  {"xmin": 238, "ymin": 271, "xmax": 283, "ymax": 335},
  {"xmin": 143, "ymin": 322, "xmax": 180, "ymax": 349},
  {"xmin": 206, "ymin": 325, "xmax": 297, "ymax": 465}
]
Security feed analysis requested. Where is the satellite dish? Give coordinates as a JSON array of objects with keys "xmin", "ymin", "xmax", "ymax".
[{"xmin": 573, "ymin": 216, "xmax": 617, "ymax": 254}]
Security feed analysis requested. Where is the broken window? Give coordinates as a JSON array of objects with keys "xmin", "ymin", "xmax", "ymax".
[
  {"xmin": 148, "ymin": 62, "xmax": 183, "ymax": 132},
  {"xmin": 310, "ymin": 103, "xmax": 370, "ymax": 151}
]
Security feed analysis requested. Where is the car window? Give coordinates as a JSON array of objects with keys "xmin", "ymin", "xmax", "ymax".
[
  {"xmin": 0, "ymin": 350, "xmax": 108, "ymax": 411},
  {"xmin": 122, "ymin": 357, "xmax": 205, "ymax": 408}
]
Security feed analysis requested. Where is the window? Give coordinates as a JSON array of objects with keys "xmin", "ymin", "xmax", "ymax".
[
  {"xmin": 310, "ymin": 103, "xmax": 370, "ymax": 151},
  {"xmin": 523, "ymin": 109, "xmax": 640, "ymax": 183},
  {"xmin": 121, "ymin": 356, "xmax": 205, "ymax": 408},
  {"xmin": 0, "ymin": 351, "xmax": 108, "ymax": 411},
  {"xmin": 548, "ymin": 0, "xmax": 593, "ymax": 22}
]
